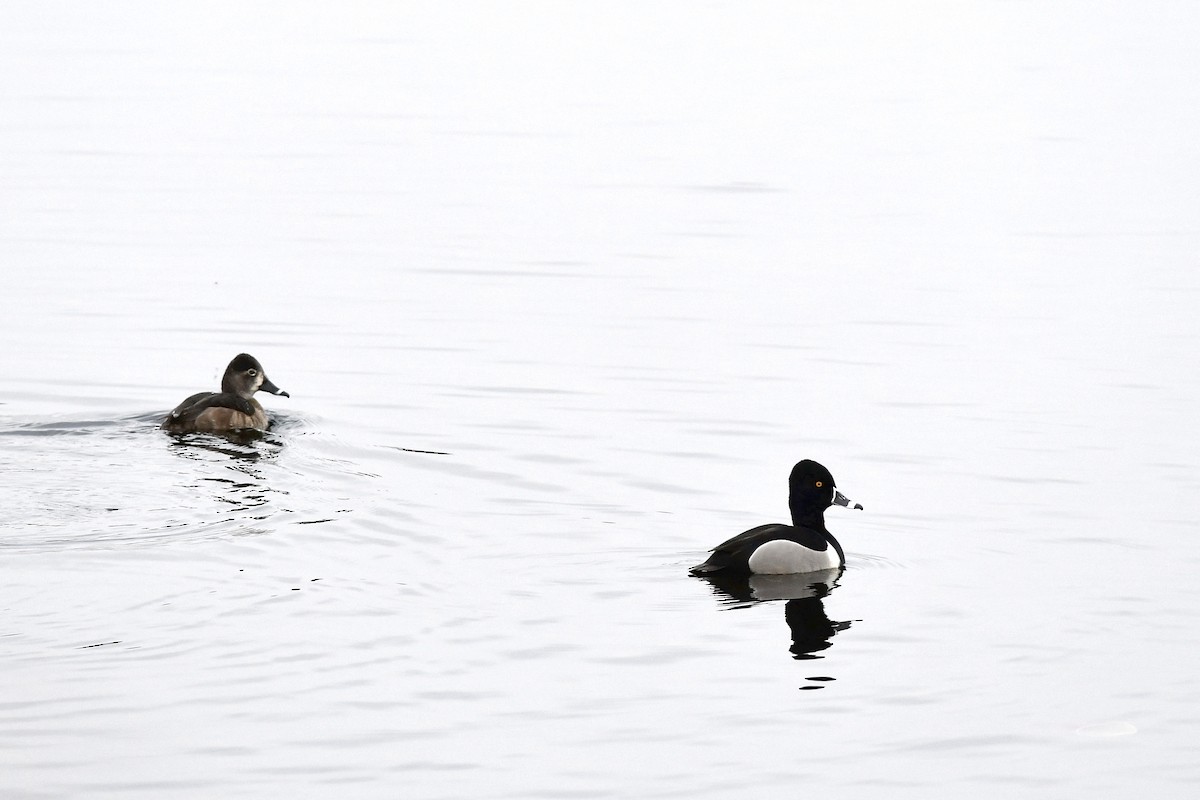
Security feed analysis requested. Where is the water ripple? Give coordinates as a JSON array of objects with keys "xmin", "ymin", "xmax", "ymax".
[{"xmin": 0, "ymin": 412, "xmax": 358, "ymax": 552}]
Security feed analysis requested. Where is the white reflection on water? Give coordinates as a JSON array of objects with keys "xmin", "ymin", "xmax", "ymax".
[{"xmin": 3, "ymin": 2, "xmax": 1200, "ymax": 798}]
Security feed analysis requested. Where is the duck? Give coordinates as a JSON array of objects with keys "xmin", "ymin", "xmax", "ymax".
[
  {"xmin": 161, "ymin": 353, "xmax": 289, "ymax": 434},
  {"xmin": 689, "ymin": 460, "xmax": 862, "ymax": 577}
]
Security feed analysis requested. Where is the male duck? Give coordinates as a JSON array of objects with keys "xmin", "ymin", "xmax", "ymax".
[
  {"xmin": 161, "ymin": 353, "xmax": 289, "ymax": 434},
  {"xmin": 689, "ymin": 460, "xmax": 862, "ymax": 577}
]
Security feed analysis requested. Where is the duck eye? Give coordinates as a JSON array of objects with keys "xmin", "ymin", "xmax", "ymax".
[
  {"xmin": 246, "ymin": 368, "xmax": 257, "ymax": 377},
  {"xmin": 815, "ymin": 481, "xmax": 823, "ymax": 488}
]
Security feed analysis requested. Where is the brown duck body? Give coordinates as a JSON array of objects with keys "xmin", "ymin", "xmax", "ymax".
[
  {"xmin": 161, "ymin": 354, "xmax": 289, "ymax": 434},
  {"xmin": 162, "ymin": 394, "xmax": 270, "ymax": 433}
]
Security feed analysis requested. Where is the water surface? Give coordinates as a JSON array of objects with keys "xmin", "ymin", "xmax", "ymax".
[{"xmin": 2, "ymin": 3, "xmax": 1198, "ymax": 798}]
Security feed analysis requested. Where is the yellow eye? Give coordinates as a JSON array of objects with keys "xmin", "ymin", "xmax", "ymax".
[{"xmin": 815, "ymin": 481, "xmax": 823, "ymax": 488}]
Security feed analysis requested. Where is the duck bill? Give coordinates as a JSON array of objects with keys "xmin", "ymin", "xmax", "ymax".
[
  {"xmin": 260, "ymin": 377, "xmax": 290, "ymax": 398},
  {"xmin": 832, "ymin": 489, "xmax": 863, "ymax": 511}
]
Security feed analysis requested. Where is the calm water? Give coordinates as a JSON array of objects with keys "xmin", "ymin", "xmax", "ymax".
[{"xmin": 3, "ymin": 3, "xmax": 1199, "ymax": 798}]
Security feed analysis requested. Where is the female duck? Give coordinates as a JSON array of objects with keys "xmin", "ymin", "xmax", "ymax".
[
  {"xmin": 162, "ymin": 353, "xmax": 289, "ymax": 434},
  {"xmin": 689, "ymin": 460, "xmax": 862, "ymax": 577}
]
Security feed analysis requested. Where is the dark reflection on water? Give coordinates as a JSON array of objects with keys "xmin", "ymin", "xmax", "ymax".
[
  {"xmin": 159, "ymin": 415, "xmax": 300, "ymax": 520},
  {"xmin": 783, "ymin": 595, "xmax": 853, "ymax": 662},
  {"xmin": 164, "ymin": 428, "xmax": 280, "ymax": 460},
  {"xmin": 695, "ymin": 569, "xmax": 854, "ymax": 681}
]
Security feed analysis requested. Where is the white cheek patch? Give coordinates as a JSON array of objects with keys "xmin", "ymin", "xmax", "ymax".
[{"xmin": 747, "ymin": 539, "xmax": 839, "ymax": 575}]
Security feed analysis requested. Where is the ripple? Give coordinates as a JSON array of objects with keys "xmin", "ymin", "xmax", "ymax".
[
  {"xmin": 1075, "ymin": 721, "xmax": 1138, "ymax": 737},
  {"xmin": 845, "ymin": 552, "xmax": 906, "ymax": 570},
  {"xmin": 0, "ymin": 412, "xmax": 357, "ymax": 553}
]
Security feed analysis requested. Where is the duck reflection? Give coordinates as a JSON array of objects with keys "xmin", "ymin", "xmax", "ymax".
[
  {"xmin": 164, "ymin": 428, "xmax": 285, "ymax": 514},
  {"xmin": 164, "ymin": 427, "xmax": 275, "ymax": 459},
  {"xmin": 695, "ymin": 568, "xmax": 852, "ymax": 660}
]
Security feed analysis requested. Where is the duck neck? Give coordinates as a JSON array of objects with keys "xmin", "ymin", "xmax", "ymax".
[
  {"xmin": 221, "ymin": 379, "xmax": 254, "ymax": 399},
  {"xmin": 792, "ymin": 504, "xmax": 845, "ymax": 562},
  {"xmin": 789, "ymin": 502, "xmax": 828, "ymax": 532}
]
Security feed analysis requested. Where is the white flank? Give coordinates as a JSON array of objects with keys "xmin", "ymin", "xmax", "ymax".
[{"xmin": 747, "ymin": 540, "xmax": 838, "ymax": 575}]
